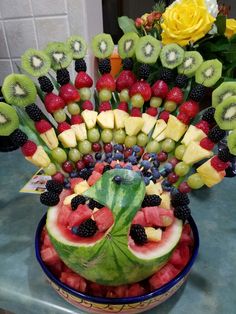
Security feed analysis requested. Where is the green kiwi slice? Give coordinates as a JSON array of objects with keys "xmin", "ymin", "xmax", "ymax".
[
  {"xmin": 21, "ymin": 49, "xmax": 51, "ymax": 77},
  {"xmin": 91, "ymin": 33, "xmax": 114, "ymax": 59},
  {"xmin": 2, "ymin": 74, "xmax": 37, "ymax": 107},
  {"xmin": 0, "ymin": 102, "xmax": 19, "ymax": 136},
  {"xmin": 214, "ymin": 96, "xmax": 236, "ymax": 130},
  {"xmin": 67, "ymin": 35, "xmax": 87, "ymax": 59},
  {"xmin": 118, "ymin": 32, "xmax": 139, "ymax": 59},
  {"xmin": 195, "ymin": 59, "xmax": 222, "ymax": 87},
  {"xmin": 160, "ymin": 43, "xmax": 184, "ymax": 69},
  {"xmin": 135, "ymin": 35, "xmax": 161, "ymax": 64},
  {"xmin": 227, "ymin": 129, "xmax": 236, "ymax": 155},
  {"xmin": 45, "ymin": 42, "xmax": 73, "ymax": 70},
  {"xmin": 178, "ymin": 51, "xmax": 203, "ymax": 77},
  {"xmin": 212, "ymin": 82, "xmax": 236, "ymax": 108}
]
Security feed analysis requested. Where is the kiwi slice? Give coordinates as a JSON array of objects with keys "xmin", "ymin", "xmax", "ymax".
[
  {"xmin": 178, "ymin": 51, "xmax": 203, "ymax": 77},
  {"xmin": 0, "ymin": 102, "xmax": 19, "ymax": 136},
  {"xmin": 212, "ymin": 82, "xmax": 236, "ymax": 108},
  {"xmin": 160, "ymin": 44, "xmax": 184, "ymax": 69},
  {"xmin": 227, "ymin": 129, "xmax": 236, "ymax": 155},
  {"xmin": 21, "ymin": 48, "xmax": 51, "ymax": 77},
  {"xmin": 195, "ymin": 59, "xmax": 222, "ymax": 87},
  {"xmin": 91, "ymin": 33, "xmax": 114, "ymax": 59},
  {"xmin": 135, "ymin": 35, "xmax": 161, "ymax": 64},
  {"xmin": 2, "ymin": 74, "xmax": 37, "ymax": 107},
  {"xmin": 67, "ymin": 35, "xmax": 87, "ymax": 59},
  {"xmin": 45, "ymin": 42, "xmax": 73, "ymax": 70},
  {"xmin": 214, "ymin": 96, "xmax": 236, "ymax": 130},
  {"xmin": 118, "ymin": 32, "xmax": 139, "ymax": 59}
]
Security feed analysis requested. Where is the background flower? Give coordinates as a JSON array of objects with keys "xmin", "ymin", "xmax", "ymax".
[{"xmin": 225, "ymin": 19, "xmax": 236, "ymax": 38}]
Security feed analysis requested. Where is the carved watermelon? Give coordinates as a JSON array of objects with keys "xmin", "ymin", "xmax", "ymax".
[{"xmin": 46, "ymin": 169, "xmax": 182, "ymax": 286}]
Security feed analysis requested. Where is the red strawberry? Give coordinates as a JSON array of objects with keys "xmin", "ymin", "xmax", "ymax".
[
  {"xmin": 117, "ymin": 102, "xmax": 128, "ymax": 112},
  {"xmin": 159, "ymin": 111, "xmax": 170, "ymax": 123},
  {"xmin": 129, "ymin": 81, "xmax": 152, "ymax": 101},
  {"xmin": 96, "ymin": 74, "xmax": 115, "ymax": 92},
  {"xmin": 57, "ymin": 122, "xmax": 71, "ymax": 133},
  {"xmin": 152, "ymin": 80, "xmax": 169, "ymax": 98},
  {"xmin": 21, "ymin": 140, "xmax": 37, "ymax": 157},
  {"xmin": 130, "ymin": 107, "xmax": 142, "ymax": 117},
  {"xmin": 59, "ymin": 83, "xmax": 80, "ymax": 103},
  {"xmin": 200, "ymin": 137, "xmax": 214, "ymax": 150},
  {"xmin": 179, "ymin": 100, "xmax": 199, "ymax": 118},
  {"xmin": 195, "ymin": 120, "xmax": 210, "ymax": 135},
  {"xmin": 44, "ymin": 93, "xmax": 65, "ymax": 113},
  {"xmin": 166, "ymin": 87, "xmax": 183, "ymax": 104},
  {"xmin": 116, "ymin": 70, "xmax": 137, "ymax": 92},
  {"xmin": 211, "ymin": 156, "xmax": 230, "ymax": 171},
  {"xmin": 99, "ymin": 102, "xmax": 112, "ymax": 112},
  {"xmin": 75, "ymin": 71, "xmax": 93, "ymax": 89},
  {"xmin": 177, "ymin": 112, "xmax": 191, "ymax": 125},
  {"xmin": 71, "ymin": 114, "xmax": 84, "ymax": 125},
  {"xmin": 35, "ymin": 119, "xmax": 52, "ymax": 134},
  {"xmin": 82, "ymin": 100, "xmax": 93, "ymax": 110},
  {"xmin": 146, "ymin": 107, "xmax": 158, "ymax": 116}
]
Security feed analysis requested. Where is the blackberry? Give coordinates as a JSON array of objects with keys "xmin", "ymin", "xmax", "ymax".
[
  {"xmin": 75, "ymin": 58, "xmax": 87, "ymax": 73},
  {"xmin": 103, "ymin": 165, "xmax": 112, "ymax": 173},
  {"xmin": 159, "ymin": 67, "xmax": 174, "ymax": 83},
  {"xmin": 138, "ymin": 64, "xmax": 150, "ymax": 80},
  {"xmin": 202, "ymin": 107, "xmax": 216, "ymax": 124},
  {"xmin": 40, "ymin": 191, "xmax": 60, "ymax": 206},
  {"xmin": 174, "ymin": 205, "xmax": 191, "ymax": 221},
  {"xmin": 171, "ymin": 192, "xmax": 190, "ymax": 207},
  {"xmin": 98, "ymin": 58, "xmax": 111, "ymax": 74},
  {"xmin": 46, "ymin": 179, "xmax": 63, "ymax": 194},
  {"xmin": 189, "ymin": 84, "xmax": 207, "ymax": 102},
  {"xmin": 9, "ymin": 129, "xmax": 28, "ymax": 147},
  {"xmin": 142, "ymin": 194, "xmax": 162, "ymax": 207},
  {"xmin": 38, "ymin": 76, "xmax": 54, "ymax": 93},
  {"xmin": 71, "ymin": 195, "xmax": 86, "ymax": 210},
  {"xmin": 95, "ymin": 152, "xmax": 102, "ymax": 160},
  {"xmin": 218, "ymin": 146, "xmax": 233, "ymax": 162},
  {"xmin": 122, "ymin": 58, "xmax": 133, "ymax": 70},
  {"xmin": 175, "ymin": 74, "xmax": 188, "ymax": 88},
  {"xmin": 56, "ymin": 68, "xmax": 70, "ymax": 85},
  {"xmin": 130, "ymin": 224, "xmax": 147, "ymax": 245},
  {"xmin": 88, "ymin": 199, "xmax": 104, "ymax": 210},
  {"xmin": 72, "ymin": 218, "xmax": 98, "ymax": 237},
  {"xmin": 208, "ymin": 126, "xmax": 226, "ymax": 143},
  {"xmin": 25, "ymin": 104, "xmax": 43, "ymax": 122},
  {"xmin": 79, "ymin": 168, "xmax": 93, "ymax": 180}
]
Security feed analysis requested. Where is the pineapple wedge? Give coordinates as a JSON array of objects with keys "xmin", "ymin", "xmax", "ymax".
[
  {"xmin": 145, "ymin": 227, "xmax": 162, "ymax": 242},
  {"xmin": 113, "ymin": 109, "xmax": 129, "ymax": 129},
  {"xmin": 74, "ymin": 180, "xmax": 90, "ymax": 194},
  {"xmin": 142, "ymin": 113, "xmax": 156, "ymax": 135},
  {"xmin": 182, "ymin": 141, "xmax": 213, "ymax": 165},
  {"xmin": 63, "ymin": 193, "xmax": 78, "ymax": 205},
  {"xmin": 25, "ymin": 146, "xmax": 50, "ymax": 168},
  {"xmin": 164, "ymin": 115, "xmax": 187, "ymax": 141},
  {"xmin": 152, "ymin": 119, "xmax": 167, "ymax": 139},
  {"xmin": 160, "ymin": 191, "xmax": 171, "ymax": 209},
  {"xmin": 71, "ymin": 123, "xmax": 87, "ymax": 141},
  {"xmin": 40, "ymin": 128, "xmax": 58, "ymax": 150},
  {"xmin": 124, "ymin": 117, "xmax": 144, "ymax": 136},
  {"xmin": 181, "ymin": 125, "xmax": 206, "ymax": 146},
  {"xmin": 58, "ymin": 129, "xmax": 77, "ymax": 148},
  {"xmin": 146, "ymin": 181, "xmax": 163, "ymax": 195},
  {"xmin": 155, "ymin": 130, "xmax": 166, "ymax": 142},
  {"xmin": 81, "ymin": 110, "xmax": 98, "ymax": 129},
  {"xmin": 197, "ymin": 159, "xmax": 225, "ymax": 187},
  {"xmin": 97, "ymin": 110, "xmax": 114, "ymax": 129}
]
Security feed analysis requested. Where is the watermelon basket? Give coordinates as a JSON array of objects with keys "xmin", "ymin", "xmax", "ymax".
[{"xmin": 35, "ymin": 213, "xmax": 199, "ymax": 314}]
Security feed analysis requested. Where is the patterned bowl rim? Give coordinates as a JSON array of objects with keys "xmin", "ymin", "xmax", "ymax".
[{"xmin": 35, "ymin": 213, "xmax": 199, "ymax": 305}]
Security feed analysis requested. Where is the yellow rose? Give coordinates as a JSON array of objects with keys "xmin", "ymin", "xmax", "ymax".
[
  {"xmin": 141, "ymin": 13, "xmax": 149, "ymax": 25},
  {"xmin": 161, "ymin": 0, "xmax": 215, "ymax": 46},
  {"xmin": 225, "ymin": 19, "xmax": 236, "ymax": 39}
]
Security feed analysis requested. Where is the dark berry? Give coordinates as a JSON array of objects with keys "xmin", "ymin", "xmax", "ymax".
[
  {"xmin": 46, "ymin": 179, "xmax": 63, "ymax": 194},
  {"xmin": 40, "ymin": 191, "xmax": 60, "ymax": 206},
  {"xmin": 189, "ymin": 84, "xmax": 207, "ymax": 102},
  {"xmin": 56, "ymin": 68, "xmax": 70, "ymax": 85},
  {"xmin": 208, "ymin": 126, "xmax": 226, "ymax": 143},
  {"xmin": 130, "ymin": 224, "xmax": 147, "ymax": 245},
  {"xmin": 63, "ymin": 179, "xmax": 71, "ymax": 189},
  {"xmin": 98, "ymin": 58, "xmax": 111, "ymax": 74},
  {"xmin": 71, "ymin": 195, "xmax": 87, "ymax": 210},
  {"xmin": 138, "ymin": 64, "xmax": 150, "ymax": 80},
  {"xmin": 9, "ymin": 129, "xmax": 28, "ymax": 147},
  {"xmin": 72, "ymin": 218, "xmax": 98, "ymax": 237},
  {"xmin": 75, "ymin": 58, "xmax": 87, "ymax": 73},
  {"xmin": 103, "ymin": 165, "xmax": 112, "ymax": 173},
  {"xmin": 25, "ymin": 104, "xmax": 43, "ymax": 122},
  {"xmin": 175, "ymin": 74, "xmax": 188, "ymax": 88},
  {"xmin": 142, "ymin": 194, "xmax": 162, "ymax": 207},
  {"xmin": 202, "ymin": 107, "xmax": 216, "ymax": 124},
  {"xmin": 79, "ymin": 168, "xmax": 93, "ymax": 180},
  {"xmin": 122, "ymin": 58, "xmax": 133, "ymax": 70},
  {"xmin": 171, "ymin": 192, "xmax": 190, "ymax": 207},
  {"xmin": 174, "ymin": 205, "xmax": 191, "ymax": 221},
  {"xmin": 218, "ymin": 146, "xmax": 233, "ymax": 162},
  {"xmin": 88, "ymin": 199, "xmax": 104, "ymax": 210},
  {"xmin": 95, "ymin": 152, "xmax": 102, "ymax": 160},
  {"xmin": 112, "ymin": 175, "xmax": 122, "ymax": 184},
  {"xmin": 69, "ymin": 170, "xmax": 79, "ymax": 178},
  {"xmin": 159, "ymin": 67, "xmax": 175, "ymax": 83},
  {"xmin": 38, "ymin": 76, "xmax": 54, "ymax": 93}
]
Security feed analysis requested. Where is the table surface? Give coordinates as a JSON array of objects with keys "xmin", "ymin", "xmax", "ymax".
[{"xmin": 0, "ymin": 150, "xmax": 236, "ymax": 314}]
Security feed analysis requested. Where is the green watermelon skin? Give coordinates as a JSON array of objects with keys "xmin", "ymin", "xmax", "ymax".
[{"xmin": 47, "ymin": 169, "xmax": 183, "ymax": 286}]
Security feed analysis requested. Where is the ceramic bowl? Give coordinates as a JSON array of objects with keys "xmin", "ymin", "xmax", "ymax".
[{"xmin": 35, "ymin": 214, "xmax": 199, "ymax": 314}]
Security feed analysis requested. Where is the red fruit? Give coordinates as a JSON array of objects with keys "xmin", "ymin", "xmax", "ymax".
[
  {"xmin": 179, "ymin": 100, "xmax": 199, "ymax": 118},
  {"xmin": 167, "ymin": 172, "xmax": 179, "ymax": 184},
  {"xmin": 71, "ymin": 114, "xmax": 84, "ymax": 125},
  {"xmin": 116, "ymin": 70, "xmax": 137, "ymax": 92},
  {"xmin": 166, "ymin": 87, "xmax": 183, "ymax": 104},
  {"xmin": 76, "ymin": 160, "xmax": 86, "ymax": 171},
  {"xmin": 93, "ymin": 207, "xmax": 114, "ymax": 232},
  {"xmin": 59, "ymin": 83, "xmax": 80, "ymax": 103},
  {"xmin": 35, "ymin": 119, "xmax": 52, "ymax": 133},
  {"xmin": 92, "ymin": 142, "xmax": 102, "ymax": 152},
  {"xmin": 52, "ymin": 172, "xmax": 65, "ymax": 184},
  {"xmin": 178, "ymin": 182, "xmax": 191, "ymax": 194},
  {"xmin": 75, "ymin": 71, "xmax": 93, "ymax": 89},
  {"xmin": 96, "ymin": 73, "xmax": 115, "ymax": 92},
  {"xmin": 152, "ymin": 80, "xmax": 169, "ymax": 98},
  {"xmin": 44, "ymin": 93, "xmax": 65, "ymax": 113},
  {"xmin": 195, "ymin": 120, "xmax": 210, "ymax": 135},
  {"xmin": 117, "ymin": 102, "xmax": 128, "ymax": 112},
  {"xmin": 126, "ymin": 283, "xmax": 145, "ymax": 297},
  {"xmin": 62, "ymin": 161, "xmax": 74, "ymax": 173},
  {"xmin": 211, "ymin": 156, "xmax": 230, "ymax": 172},
  {"xmin": 146, "ymin": 107, "xmax": 158, "ymax": 116},
  {"xmin": 57, "ymin": 122, "xmax": 71, "ymax": 133},
  {"xmin": 124, "ymin": 148, "xmax": 133, "ymax": 159},
  {"xmin": 200, "ymin": 137, "xmax": 214, "ymax": 150},
  {"xmin": 99, "ymin": 102, "xmax": 112, "ymax": 112},
  {"xmin": 82, "ymin": 154, "xmax": 94, "ymax": 165},
  {"xmin": 159, "ymin": 111, "xmax": 170, "ymax": 123},
  {"xmin": 130, "ymin": 107, "xmax": 142, "ymax": 117},
  {"xmin": 169, "ymin": 157, "xmax": 179, "ymax": 167},
  {"xmin": 130, "ymin": 81, "xmax": 152, "ymax": 101},
  {"xmin": 104, "ymin": 143, "xmax": 113, "ymax": 153},
  {"xmin": 41, "ymin": 247, "xmax": 60, "ymax": 265},
  {"xmin": 157, "ymin": 151, "xmax": 168, "ymax": 162},
  {"xmin": 68, "ymin": 204, "xmax": 92, "ymax": 228},
  {"xmin": 177, "ymin": 112, "xmax": 191, "ymax": 125},
  {"xmin": 138, "ymin": 146, "xmax": 145, "ymax": 156},
  {"xmin": 82, "ymin": 100, "xmax": 93, "ymax": 111},
  {"xmin": 70, "ymin": 178, "xmax": 83, "ymax": 190},
  {"xmin": 21, "ymin": 140, "xmax": 37, "ymax": 157}
]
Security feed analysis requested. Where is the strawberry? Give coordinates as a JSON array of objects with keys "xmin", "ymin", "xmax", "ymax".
[
  {"xmin": 200, "ymin": 137, "xmax": 214, "ymax": 150},
  {"xmin": 179, "ymin": 100, "xmax": 199, "ymax": 118},
  {"xmin": 211, "ymin": 156, "xmax": 230, "ymax": 171},
  {"xmin": 57, "ymin": 122, "xmax": 71, "ymax": 133},
  {"xmin": 117, "ymin": 102, "xmax": 128, "ymax": 112},
  {"xmin": 44, "ymin": 93, "xmax": 65, "ymax": 113},
  {"xmin": 75, "ymin": 71, "xmax": 93, "ymax": 89},
  {"xmin": 116, "ymin": 70, "xmax": 137, "ymax": 92},
  {"xmin": 96, "ymin": 74, "xmax": 115, "ymax": 92},
  {"xmin": 82, "ymin": 100, "xmax": 93, "ymax": 110},
  {"xmin": 166, "ymin": 87, "xmax": 183, "ymax": 104},
  {"xmin": 71, "ymin": 115, "xmax": 84, "ymax": 125},
  {"xmin": 152, "ymin": 80, "xmax": 169, "ymax": 98},
  {"xmin": 130, "ymin": 107, "xmax": 142, "ymax": 117},
  {"xmin": 146, "ymin": 107, "xmax": 158, "ymax": 116},
  {"xmin": 159, "ymin": 111, "xmax": 170, "ymax": 122},
  {"xmin": 195, "ymin": 120, "xmax": 210, "ymax": 135},
  {"xmin": 59, "ymin": 83, "xmax": 80, "ymax": 103},
  {"xmin": 177, "ymin": 112, "xmax": 191, "ymax": 125},
  {"xmin": 99, "ymin": 102, "xmax": 112, "ymax": 112},
  {"xmin": 35, "ymin": 119, "xmax": 52, "ymax": 134},
  {"xmin": 129, "ymin": 81, "xmax": 152, "ymax": 101},
  {"xmin": 21, "ymin": 140, "xmax": 37, "ymax": 157}
]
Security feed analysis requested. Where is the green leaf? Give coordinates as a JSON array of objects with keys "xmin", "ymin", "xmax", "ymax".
[
  {"xmin": 118, "ymin": 16, "xmax": 138, "ymax": 34},
  {"xmin": 215, "ymin": 15, "xmax": 226, "ymax": 36},
  {"xmin": 230, "ymin": 34, "xmax": 236, "ymax": 43}
]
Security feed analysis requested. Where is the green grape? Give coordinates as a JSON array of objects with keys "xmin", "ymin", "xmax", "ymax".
[
  {"xmin": 131, "ymin": 94, "xmax": 144, "ymax": 108},
  {"xmin": 101, "ymin": 129, "xmax": 113, "ymax": 143},
  {"xmin": 43, "ymin": 163, "xmax": 57, "ymax": 176},
  {"xmin": 67, "ymin": 103, "xmax": 80, "ymax": 115},
  {"xmin": 146, "ymin": 140, "xmax": 161, "ymax": 153},
  {"xmin": 125, "ymin": 135, "xmax": 137, "ymax": 147},
  {"xmin": 68, "ymin": 148, "xmax": 81, "ymax": 162},
  {"xmin": 162, "ymin": 138, "xmax": 176, "ymax": 153},
  {"xmin": 51, "ymin": 147, "xmax": 67, "ymax": 163},
  {"xmin": 119, "ymin": 89, "xmax": 130, "ymax": 102},
  {"xmin": 150, "ymin": 97, "xmax": 162, "ymax": 108},
  {"xmin": 87, "ymin": 128, "xmax": 100, "ymax": 143},
  {"xmin": 78, "ymin": 140, "xmax": 92, "ymax": 154},
  {"xmin": 175, "ymin": 144, "xmax": 186, "ymax": 160},
  {"xmin": 137, "ymin": 132, "xmax": 148, "ymax": 146},
  {"xmin": 164, "ymin": 101, "xmax": 177, "ymax": 112},
  {"xmin": 53, "ymin": 109, "xmax": 66, "ymax": 122},
  {"xmin": 187, "ymin": 173, "xmax": 204, "ymax": 189},
  {"xmin": 113, "ymin": 129, "xmax": 126, "ymax": 144},
  {"xmin": 99, "ymin": 89, "xmax": 112, "ymax": 102},
  {"xmin": 79, "ymin": 87, "xmax": 91, "ymax": 101},
  {"xmin": 174, "ymin": 162, "xmax": 190, "ymax": 176}
]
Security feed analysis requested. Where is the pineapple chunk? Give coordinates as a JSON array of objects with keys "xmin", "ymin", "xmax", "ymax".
[
  {"xmin": 63, "ymin": 193, "xmax": 78, "ymax": 205},
  {"xmin": 113, "ymin": 109, "xmax": 129, "ymax": 129},
  {"xmin": 71, "ymin": 123, "xmax": 87, "ymax": 141},
  {"xmin": 124, "ymin": 117, "xmax": 144, "ymax": 136},
  {"xmin": 81, "ymin": 110, "xmax": 98, "ymax": 129},
  {"xmin": 152, "ymin": 119, "xmax": 167, "ymax": 139},
  {"xmin": 145, "ymin": 227, "xmax": 162, "ymax": 242},
  {"xmin": 97, "ymin": 110, "xmax": 114, "ymax": 129},
  {"xmin": 74, "ymin": 180, "xmax": 90, "ymax": 194},
  {"xmin": 197, "ymin": 159, "xmax": 225, "ymax": 187},
  {"xmin": 155, "ymin": 130, "xmax": 166, "ymax": 142},
  {"xmin": 25, "ymin": 146, "xmax": 50, "ymax": 168},
  {"xmin": 146, "ymin": 181, "xmax": 163, "ymax": 195},
  {"xmin": 181, "ymin": 125, "xmax": 206, "ymax": 146},
  {"xmin": 182, "ymin": 141, "xmax": 213, "ymax": 165},
  {"xmin": 142, "ymin": 113, "xmax": 156, "ymax": 135},
  {"xmin": 58, "ymin": 129, "xmax": 77, "ymax": 148},
  {"xmin": 40, "ymin": 128, "xmax": 58, "ymax": 150},
  {"xmin": 160, "ymin": 192, "xmax": 171, "ymax": 209},
  {"xmin": 164, "ymin": 115, "xmax": 187, "ymax": 141}
]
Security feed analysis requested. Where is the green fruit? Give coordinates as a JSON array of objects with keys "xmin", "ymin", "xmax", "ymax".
[
  {"xmin": 118, "ymin": 32, "xmax": 139, "ymax": 59},
  {"xmin": 45, "ymin": 42, "xmax": 73, "ymax": 71},
  {"xmin": 78, "ymin": 140, "xmax": 92, "ymax": 154},
  {"xmin": 99, "ymin": 89, "xmax": 112, "ymax": 102},
  {"xmin": 131, "ymin": 94, "xmax": 144, "ymax": 107},
  {"xmin": 101, "ymin": 129, "xmax": 113, "ymax": 143},
  {"xmin": 67, "ymin": 103, "xmax": 80, "ymax": 115},
  {"xmin": 43, "ymin": 163, "xmax": 57, "ymax": 176},
  {"xmin": 21, "ymin": 49, "xmax": 51, "ymax": 77},
  {"xmin": 164, "ymin": 101, "xmax": 177, "ymax": 112},
  {"xmin": 178, "ymin": 51, "xmax": 203, "ymax": 77},
  {"xmin": 119, "ymin": 89, "xmax": 130, "ymax": 102},
  {"xmin": 137, "ymin": 132, "xmax": 148, "ymax": 146},
  {"xmin": 175, "ymin": 145, "xmax": 186, "ymax": 160},
  {"xmin": 67, "ymin": 35, "xmax": 87, "ymax": 59},
  {"xmin": 227, "ymin": 129, "xmax": 236, "ymax": 155},
  {"xmin": 91, "ymin": 33, "xmax": 114, "ymax": 59},
  {"xmin": 68, "ymin": 148, "xmax": 81, "ymax": 162},
  {"xmin": 87, "ymin": 128, "xmax": 100, "ymax": 143},
  {"xmin": 79, "ymin": 87, "xmax": 91, "ymax": 101},
  {"xmin": 174, "ymin": 162, "xmax": 190, "ymax": 176},
  {"xmin": 212, "ymin": 82, "xmax": 236, "ymax": 108},
  {"xmin": 125, "ymin": 135, "xmax": 137, "ymax": 147},
  {"xmin": 146, "ymin": 140, "xmax": 161, "ymax": 153},
  {"xmin": 150, "ymin": 97, "xmax": 162, "ymax": 108},
  {"xmin": 53, "ymin": 109, "xmax": 66, "ymax": 123},
  {"xmin": 187, "ymin": 173, "xmax": 204, "ymax": 189},
  {"xmin": 195, "ymin": 59, "xmax": 222, "ymax": 87},
  {"xmin": 162, "ymin": 138, "xmax": 176, "ymax": 153},
  {"xmin": 114, "ymin": 129, "xmax": 126, "ymax": 144},
  {"xmin": 135, "ymin": 35, "xmax": 161, "ymax": 64},
  {"xmin": 160, "ymin": 44, "xmax": 184, "ymax": 69},
  {"xmin": 51, "ymin": 147, "xmax": 67, "ymax": 163},
  {"xmin": 0, "ymin": 102, "xmax": 19, "ymax": 136},
  {"xmin": 214, "ymin": 96, "xmax": 236, "ymax": 130}
]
